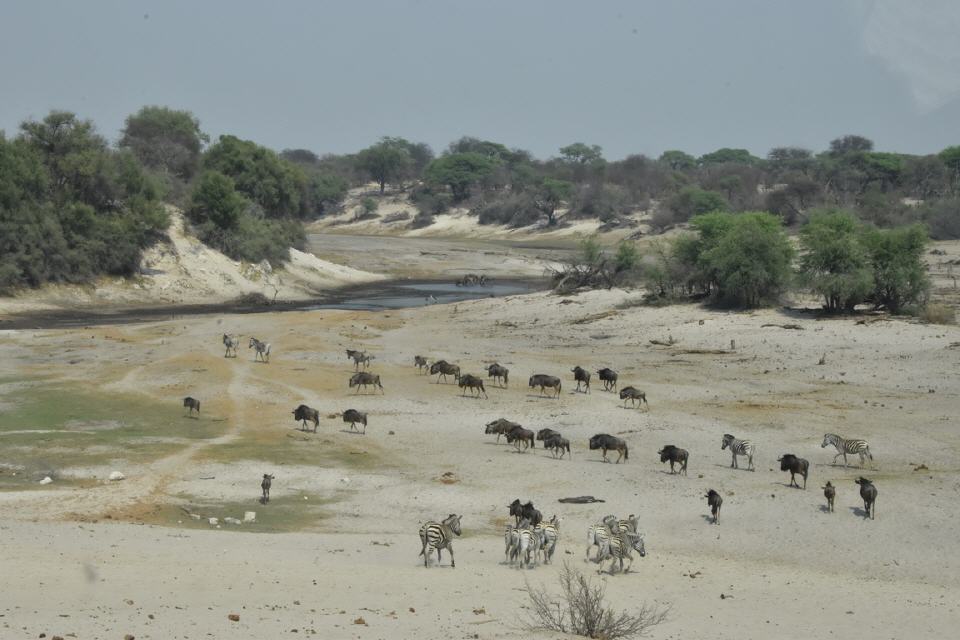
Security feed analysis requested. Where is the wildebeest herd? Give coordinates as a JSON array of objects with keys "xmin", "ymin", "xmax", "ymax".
[{"xmin": 182, "ymin": 331, "xmax": 881, "ymax": 575}]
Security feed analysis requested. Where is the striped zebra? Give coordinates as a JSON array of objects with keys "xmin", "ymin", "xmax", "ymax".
[
  {"xmin": 504, "ymin": 518, "xmax": 530, "ymax": 565},
  {"xmin": 513, "ymin": 526, "xmax": 543, "ymax": 569},
  {"xmin": 222, "ymin": 333, "xmax": 240, "ymax": 358},
  {"xmin": 822, "ymin": 433, "xmax": 873, "ymax": 468},
  {"xmin": 585, "ymin": 515, "xmax": 618, "ymax": 562},
  {"xmin": 418, "ymin": 514, "xmax": 462, "ymax": 568},
  {"xmin": 248, "ymin": 337, "xmax": 271, "ymax": 363},
  {"xmin": 534, "ymin": 516, "xmax": 561, "ymax": 564},
  {"xmin": 596, "ymin": 531, "xmax": 646, "ymax": 574},
  {"xmin": 721, "ymin": 433, "xmax": 755, "ymax": 471}
]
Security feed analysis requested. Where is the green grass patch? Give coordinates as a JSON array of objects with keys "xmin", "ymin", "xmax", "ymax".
[
  {"xmin": 197, "ymin": 432, "xmax": 387, "ymax": 471},
  {"xmin": 158, "ymin": 493, "xmax": 335, "ymax": 533}
]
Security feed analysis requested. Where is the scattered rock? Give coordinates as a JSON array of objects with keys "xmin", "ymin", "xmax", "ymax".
[
  {"xmin": 208, "ymin": 517, "xmax": 219, "ymax": 526},
  {"xmin": 224, "ymin": 517, "xmax": 242, "ymax": 525},
  {"xmin": 228, "ymin": 613, "xmax": 240, "ymax": 621},
  {"xmin": 353, "ymin": 617, "xmax": 367, "ymax": 626},
  {"xmin": 125, "ymin": 635, "xmax": 135, "ymax": 640},
  {"xmin": 913, "ymin": 463, "xmax": 929, "ymax": 472},
  {"xmin": 472, "ymin": 607, "xmax": 486, "ymax": 615},
  {"xmin": 340, "ymin": 477, "xmax": 351, "ymax": 484},
  {"xmin": 109, "ymin": 471, "xmax": 126, "ymax": 481},
  {"xmin": 39, "ymin": 476, "xmax": 53, "ymax": 485},
  {"xmin": 244, "ymin": 511, "xmax": 257, "ymax": 523},
  {"xmin": 409, "ymin": 607, "xmax": 416, "ymax": 613}
]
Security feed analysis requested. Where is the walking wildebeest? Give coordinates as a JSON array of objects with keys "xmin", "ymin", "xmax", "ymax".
[
  {"xmin": 183, "ymin": 396, "xmax": 200, "ymax": 416},
  {"xmin": 485, "ymin": 363, "xmax": 509, "ymax": 388},
  {"xmin": 292, "ymin": 404, "xmax": 320, "ymax": 432},
  {"xmin": 430, "ymin": 360, "xmax": 461, "ymax": 384},
  {"xmin": 855, "ymin": 477, "xmax": 878, "ymax": 520},
  {"xmin": 823, "ymin": 481, "xmax": 836, "ymax": 513},
  {"xmin": 536, "ymin": 428, "xmax": 560, "ymax": 442},
  {"xmin": 508, "ymin": 499, "xmax": 542, "ymax": 527},
  {"xmin": 249, "ymin": 337, "xmax": 271, "ymax": 363},
  {"xmin": 349, "ymin": 371, "xmax": 384, "ymax": 394},
  {"xmin": 458, "ymin": 374, "xmax": 488, "ymax": 398},
  {"xmin": 705, "ymin": 489, "xmax": 722, "ymax": 524},
  {"xmin": 261, "ymin": 474, "xmax": 274, "ymax": 503},
  {"xmin": 597, "ymin": 367, "xmax": 618, "ymax": 391},
  {"xmin": 414, "ymin": 355, "xmax": 429, "ymax": 374},
  {"xmin": 346, "ymin": 349, "xmax": 373, "ymax": 370},
  {"xmin": 619, "ymin": 386, "xmax": 648, "ymax": 408},
  {"xmin": 222, "ymin": 333, "xmax": 240, "ymax": 358},
  {"xmin": 544, "ymin": 434, "xmax": 571, "ymax": 459},
  {"xmin": 485, "ymin": 418, "xmax": 521, "ymax": 443},
  {"xmin": 590, "ymin": 433, "xmax": 628, "ymax": 463},
  {"xmin": 571, "ymin": 366, "xmax": 591, "ymax": 393},
  {"xmin": 658, "ymin": 445, "xmax": 688, "ymax": 475},
  {"xmin": 528, "ymin": 374, "xmax": 562, "ymax": 398},
  {"xmin": 342, "ymin": 409, "xmax": 367, "ymax": 434},
  {"xmin": 506, "ymin": 425, "xmax": 535, "ymax": 452},
  {"xmin": 778, "ymin": 454, "xmax": 809, "ymax": 489}
]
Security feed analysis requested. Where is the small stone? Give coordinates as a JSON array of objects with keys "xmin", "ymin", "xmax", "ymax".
[
  {"xmin": 208, "ymin": 517, "xmax": 218, "ymax": 526},
  {"xmin": 109, "ymin": 471, "xmax": 126, "ymax": 481},
  {"xmin": 228, "ymin": 613, "xmax": 240, "ymax": 621},
  {"xmin": 244, "ymin": 511, "xmax": 256, "ymax": 523},
  {"xmin": 39, "ymin": 476, "xmax": 53, "ymax": 485},
  {"xmin": 125, "ymin": 599, "xmax": 134, "ymax": 605},
  {"xmin": 125, "ymin": 635, "xmax": 135, "ymax": 640},
  {"xmin": 353, "ymin": 617, "xmax": 366, "ymax": 626},
  {"xmin": 224, "ymin": 517, "xmax": 242, "ymax": 525}
]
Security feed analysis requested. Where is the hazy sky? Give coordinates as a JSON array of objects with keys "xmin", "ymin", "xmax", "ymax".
[{"xmin": 2, "ymin": 0, "xmax": 959, "ymax": 160}]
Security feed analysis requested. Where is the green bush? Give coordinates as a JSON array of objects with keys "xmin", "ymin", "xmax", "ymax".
[
  {"xmin": 666, "ymin": 186, "xmax": 728, "ymax": 223},
  {"xmin": 476, "ymin": 193, "xmax": 540, "ymax": 227},
  {"xmin": 799, "ymin": 210, "xmax": 873, "ymax": 311},
  {"xmin": 863, "ymin": 224, "xmax": 929, "ymax": 313}
]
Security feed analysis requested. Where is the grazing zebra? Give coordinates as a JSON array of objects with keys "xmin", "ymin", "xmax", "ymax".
[
  {"xmin": 414, "ymin": 355, "xmax": 429, "ymax": 374},
  {"xmin": 721, "ymin": 433, "xmax": 755, "ymax": 471},
  {"xmin": 182, "ymin": 396, "xmax": 200, "ymax": 416},
  {"xmin": 346, "ymin": 349, "xmax": 373, "ymax": 370},
  {"xmin": 222, "ymin": 333, "xmax": 240, "ymax": 358},
  {"xmin": 822, "ymin": 433, "xmax": 873, "ymax": 468},
  {"xmin": 418, "ymin": 514, "xmax": 462, "ymax": 568},
  {"xmin": 249, "ymin": 337, "xmax": 271, "ymax": 363},
  {"xmin": 596, "ymin": 531, "xmax": 646, "ymax": 574},
  {"xmin": 260, "ymin": 474, "xmax": 274, "ymax": 503}
]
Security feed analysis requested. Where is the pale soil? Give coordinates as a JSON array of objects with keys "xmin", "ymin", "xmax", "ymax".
[{"xmin": 2, "ymin": 265, "xmax": 960, "ymax": 638}]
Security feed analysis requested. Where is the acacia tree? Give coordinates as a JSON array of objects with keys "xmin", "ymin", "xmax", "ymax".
[
  {"xmin": 119, "ymin": 106, "xmax": 208, "ymax": 179},
  {"xmin": 799, "ymin": 210, "xmax": 873, "ymax": 311},
  {"xmin": 356, "ymin": 137, "xmax": 415, "ymax": 193},
  {"xmin": 863, "ymin": 224, "xmax": 929, "ymax": 313},
  {"xmin": 534, "ymin": 177, "xmax": 573, "ymax": 225},
  {"xmin": 424, "ymin": 152, "xmax": 498, "ymax": 201}
]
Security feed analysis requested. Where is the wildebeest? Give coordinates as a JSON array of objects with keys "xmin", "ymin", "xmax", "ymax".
[
  {"xmin": 544, "ymin": 434, "xmax": 571, "ymax": 459},
  {"xmin": 485, "ymin": 418, "xmax": 521, "ymax": 443},
  {"xmin": 222, "ymin": 333, "xmax": 240, "ymax": 358},
  {"xmin": 292, "ymin": 404, "xmax": 320, "ymax": 432},
  {"xmin": 346, "ymin": 349, "xmax": 373, "ymax": 370},
  {"xmin": 455, "ymin": 273, "xmax": 488, "ymax": 287},
  {"xmin": 855, "ymin": 477, "xmax": 878, "ymax": 520},
  {"xmin": 528, "ymin": 374, "xmax": 562, "ymax": 398},
  {"xmin": 536, "ymin": 428, "xmax": 560, "ymax": 441},
  {"xmin": 260, "ymin": 474, "xmax": 274, "ymax": 503},
  {"xmin": 414, "ymin": 355, "xmax": 429, "ymax": 374},
  {"xmin": 589, "ymin": 433, "xmax": 628, "ymax": 463},
  {"xmin": 597, "ymin": 367, "xmax": 618, "ymax": 391},
  {"xmin": 430, "ymin": 360, "xmax": 461, "ymax": 384},
  {"xmin": 485, "ymin": 363, "xmax": 509, "ymax": 388},
  {"xmin": 183, "ymin": 396, "xmax": 200, "ymax": 416},
  {"xmin": 458, "ymin": 374, "xmax": 488, "ymax": 398},
  {"xmin": 349, "ymin": 371, "xmax": 384, "ymax": 394},
  {"xmin": 248, "ymin": 337, "xmax": 271, "ymax": 363},
  {"xmin": 571, "ymin": 366, "xmax": 591, "ymax": 393},
  {"xmin": 778, "ymin": 454, "xmax": 809, "ymax": 489},
  {"xmin": 658, "ymin": 445, "xmax": 688, "ymax": 475},
  {"xmin": 619, "ymin": 386, "xmax": 648, "ymax": 408},
  {"xmin": 506, "ymin": 425, "xmax": 536, "ymax": 452},
  {"xmin": 342, "ymin": 409, "xmax": 367, "ymax": 434},
  {"xmin": 705, "ymin": 489, "xmax": 722, "ymax": 524},
  {"xmin": 823, "ymin": 481, "xmax": 836, "ymax": 513},
  {"xmin": 508, "ymin": 499, "xmax": 542, "ymax": 527}
]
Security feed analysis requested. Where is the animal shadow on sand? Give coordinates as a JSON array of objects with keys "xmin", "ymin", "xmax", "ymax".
[
  {"xmin": 849, "ymin": 506, "xmax": 871, "ymax": 518},
  {"xmin": 700, "ymin": 514, "xmax": 716, "ymax": 524},
  {"xmin": 818, "ymin": 505, "xmax": 832, "ymax": 514}
]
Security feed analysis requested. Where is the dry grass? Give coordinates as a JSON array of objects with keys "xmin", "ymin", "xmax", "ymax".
[{"xmin": 919, "ymin": 303, "xmax": 956, "ymax": 325}]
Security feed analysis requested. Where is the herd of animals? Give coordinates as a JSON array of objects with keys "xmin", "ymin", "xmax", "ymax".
[{"xmin": 180, "ymin": 331, "xmax": 881, "ymax": 574}]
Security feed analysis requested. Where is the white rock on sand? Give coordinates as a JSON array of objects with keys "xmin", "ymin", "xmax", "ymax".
[
  {"xmin": 108, "ymin": 471, "xmax": 125, "ymax": 481},
  {"xmin": 38, "ymin": 476, "xmax": 52, "ymax": 485}
]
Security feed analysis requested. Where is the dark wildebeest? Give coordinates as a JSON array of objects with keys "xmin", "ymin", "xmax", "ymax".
[
  {"xmin": 430, "ymin": 360, "xmax": 461, "ymax": 384},
  {"xmin": 508, "ymin": 499, "xmax": 542, "ymax": 527},
  {"xmin": 823, "ymin": 481, "xmax": 836, "ymax": 513},
  {"xmin": 619, "ymin": 386, "xmax": 648, "ymax": 408},
  {"xmin": 414, "ymin": 355, "xmax": 429, "ymax": 374},
  {"xmin": 346, "ymin": 349, "xmax": 373, "ymax": 370},
  {"xmin": 658, "ymin": 445, "xmax": 689, "ymax": 475},
  {"xmin": 778, "ymin": 454, "xmax": 810, "ymax": 489},
  {"xmin": 855, "ymin": 477, "xmax": 878, "ymax": 520},
  {"xmin": 349, "ymin": 372, "xmax": 384, "ymax": 394},
  {"xmin": 458, "ymin": 374, "xmax": 488, "ymax": 398},
  {"xmin": 597, "ymin": 367, "xmax": 618, "ymax": 391},
  {"xmin": 485, "ymin": 363, "xmax": 509, "ymax": 388},
  {"xmin": 342, "ymin": 409, "xmax": 367, "ymax": 434},
  {"xmin": 260, "ymin": 474, "xmax": 274, "ymax": 503},
  {"xmin": 183, "ymin": 396, "xmax": 200, "ymax": 416},
  {"xmin": 705, "ymin": 489, "xmax": 722, "ymax": 524},
  {"xmin": 590, "ymin": 433, "xmax": 629, "ymax": 463},
  {"xmin": 222, "ymin": 333, "xmax": 240, "ymax": 358},
  {"xmin": 529, "ymin": 374, "xmax": 562, "ymax": 398},
  {"xmin": 536, "ymin": 428, "xmax": 560, "ymax": 442},
  {"xmin": 292, "ymin": 404, "xmax": 320, "ymax": 432},
  {"xmin": 485, "ymin": 418, "xmax": 521, "ymax": 443},
  {"xmin": 506, "ymin": 425, "xmax": 535, "ymax": 452},
  {"xmin": 571, "ymin": 366, "xmax": 591, "ymax": 393},
  {"xmin": 544, "ymin": 434, "xmax": 571, "ymax": 459}
]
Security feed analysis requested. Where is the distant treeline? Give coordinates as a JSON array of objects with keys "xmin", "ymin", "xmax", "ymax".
[{"xmin": 2, "ymin": 106, "xmax": 959, "ymax": 295}]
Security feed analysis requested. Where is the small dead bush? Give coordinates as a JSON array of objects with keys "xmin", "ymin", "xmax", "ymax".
[
  {"xmin": 523, "ymin": 562, "xmax": 669, "ymax": 639},
  {"xmin": 919, "ymin": 303, "xmax": 956, "ymax": 324}
]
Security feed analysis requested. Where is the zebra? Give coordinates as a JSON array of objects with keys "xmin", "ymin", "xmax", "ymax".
[
  {"xmin": 414, "ymin": 355, "xmax": 429, "ymax": 374},
  {"xmin": 585, "ymin": 515, "xmax": 618, "ymax": 562},
  {"xmin": 596, "ymin": 531, "xmax": 646, "ymax": 574},
  {"xmin": 822, "ymin": 433, "xmax": 873, "ymax": 468},
  {"xmin": 418, "ymin": 514, "xmax": 462, "ymax": 568},
  {"xmin": 222, "ymin": 333, "xmax": 240, "ymax": 358},
  {"xmin": 346, "ymin": 349, "xmax": 373, "ymax": 370},
  {"xmin": 721, "ymin": 433, "xmax": 755, "ymax": 471},
  {"xmin": 260, "ymin": 474, "xmax": 274, "ymax": 503},
  {"xmin": 249, "ymin": 337, "xmax": 271, "ymax": 363},
  {"xmin": 534, "ymin": 516, "xmax": 561, "ymax": 564},
  {"xmin": 513, "ymin": 526, "xmax": 543, "ymax": 569}
]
